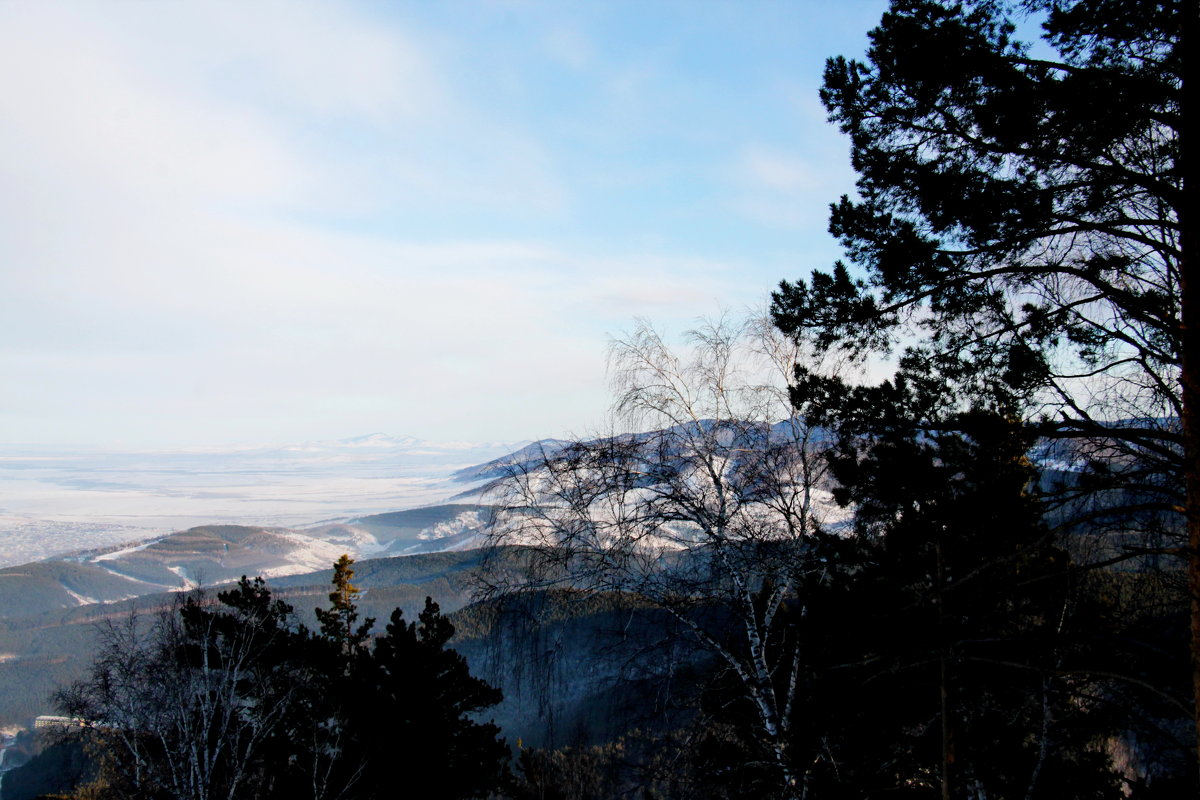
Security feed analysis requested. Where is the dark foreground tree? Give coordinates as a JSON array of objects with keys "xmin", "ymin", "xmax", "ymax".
[
  {"xmin": 823, "ymin": 411, "xmax": 1125, "ymax": 797},
  {"xmin": 328, "ymin": 595, "xmax": 509, "ymax": 800},
  {"xmin": 650, "ymin": 401, "xmax": 1132, "ymax": 798},
  {"xmin": 770, "ymin": 0, "xmax": 1196, "ymax": 778},
  {"xmin": 55, "ymin": 578, "xmax": 300, "ymax": 800},
  {"xmin": 56, "ymin": 560, "xmax": 508, "ymax": 800}
]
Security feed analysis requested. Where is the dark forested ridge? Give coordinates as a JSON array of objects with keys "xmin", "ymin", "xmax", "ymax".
[
  {"xmin": 0, "ymin": 547, "xmax": 497, "ymax": 732},
  {"xmin": 5, "ymin": 545, "xmax": 1190, "ymax": 799},
  {"xmin": 5, "ymin": 559, "xmax": 511, "ymax": 800}
]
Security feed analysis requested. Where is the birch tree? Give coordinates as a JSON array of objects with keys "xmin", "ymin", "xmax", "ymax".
[
  {"xmin": 484, "ymin": 316, "xmax": 840, "ymax": 797},
  {"xmin": 57, "ymin": 580, "xmax": 298, "ymax": 800}
]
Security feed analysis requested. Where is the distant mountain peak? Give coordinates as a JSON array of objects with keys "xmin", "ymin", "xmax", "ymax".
[{"xmin": 337, "ymin": 433, "xmax": 422, "ymax": 448}]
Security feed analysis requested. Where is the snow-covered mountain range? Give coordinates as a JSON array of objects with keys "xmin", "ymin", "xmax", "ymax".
[
  {"xmin": 0, "ymin": 434, "xmax": 525, "ymax": 568},
  {"xmin": 0, "ymin": 505, "xmax": 496, "ymax": 620}
]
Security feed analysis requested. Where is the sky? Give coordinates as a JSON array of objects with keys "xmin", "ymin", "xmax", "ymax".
[{"xmin": 0, "ymin": 0, "xmax": 888, "ymax": 450}]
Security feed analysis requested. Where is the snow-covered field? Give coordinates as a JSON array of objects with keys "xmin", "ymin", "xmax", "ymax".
[{"xmin": 0, "ymin": 434, "xmax": 522, "ymax": 568}]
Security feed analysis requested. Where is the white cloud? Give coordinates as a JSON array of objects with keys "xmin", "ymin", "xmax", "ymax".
[
  {"xmin": 739, "ymin": 146, "xmax": 821, "ymax": 193},
  {"xmin": 0, "ymin": 0, "xmax": 566, "ymax": 225},
  {"xmin": 728, "ymin": 142, "xmax": 853, "ymax": 229},
  {"xmin": 187, "ymin": 1, "xmax": 445, "ymax": 122},
  {"xmin": 0, "ymin": 0, "xmax": 839, "ymax": 448},
  {"xmin": 0, "ymin": 176, "xmax": 750, "ymax": 444},
  {"xmin": 0, "ymin": 4, "xmax": 308, "ymax": 209},
  {"xmin": 0, "ymin": 1, "xmax": 581, "ymax": 445},
  {"xmin": 544, "ymin": 26, "xmax": 594, "ymax": 71}
]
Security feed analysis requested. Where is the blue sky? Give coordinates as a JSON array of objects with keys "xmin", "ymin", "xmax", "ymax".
[{"xmin": 0, "ymin": 0, "xmax": 888, "ymax": 448}]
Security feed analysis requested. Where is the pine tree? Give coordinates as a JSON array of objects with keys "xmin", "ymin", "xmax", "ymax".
[
  {"xmin": 770, "ymin": 0, "xmax": 1196, "ymax": 780},
  {"xmin": 346, "ymin": 597, "xmax": 509, "ymax": 800},
  {"xmin": 315, "ymin": 553, "xmax": 374, "ymax": 658},
  {"xmin": 823, "ymin": 410, "xmax": 1122, "ymax": 797},
  {"xmin": 56, "ymin": 564, "xmax": 509, "ymax": 800}
]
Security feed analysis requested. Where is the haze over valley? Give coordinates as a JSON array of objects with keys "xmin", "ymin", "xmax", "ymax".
[{"xmin": 0, "ymin": 433, "xmax": 523, "ymax": 568}]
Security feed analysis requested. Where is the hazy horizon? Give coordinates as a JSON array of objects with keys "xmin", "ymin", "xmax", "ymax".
[
  {"xmin": 0, "ymin": 432, "xmax": 523, "ymax": 567},
  {"xmin": 1, "ymin": 0, "xmax": 886, "ymax": 451}
]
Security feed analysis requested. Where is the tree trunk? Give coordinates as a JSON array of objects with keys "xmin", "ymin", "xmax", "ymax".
[
  {"xmin": 937, "ymin": 541, "xmax": 954, "ymax": 800},
  {"xmin": 1184, "ymin": 1, "xmax": 1200, "ymax": 790}
]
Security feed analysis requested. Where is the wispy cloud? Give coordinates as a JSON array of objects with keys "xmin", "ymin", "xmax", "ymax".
[
  {"xmin": 728, "ymin": 142, "xmax": 854, "ymax": 230},
  {"xmin": 0, "ymin": 0, "xmax": 884, "ymax": 448}
]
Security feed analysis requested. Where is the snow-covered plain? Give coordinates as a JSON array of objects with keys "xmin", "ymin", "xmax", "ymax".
[{"xmin": 0, "ymin": 434, "xmax": 523, "ymax": 568}]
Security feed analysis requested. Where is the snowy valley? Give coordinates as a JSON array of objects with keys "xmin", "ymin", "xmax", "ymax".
[{"xmin": 0, "ymin": 433, "xmax": 524, "ymax": 569}]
